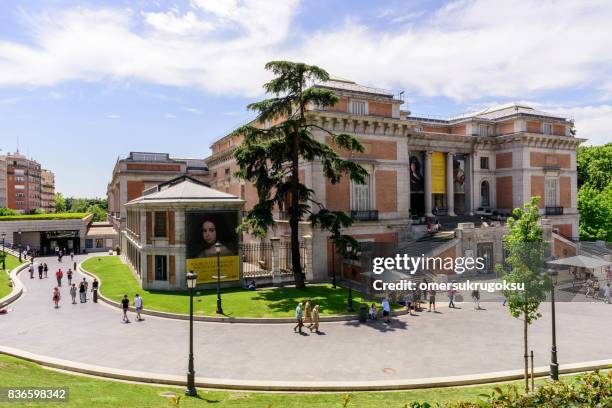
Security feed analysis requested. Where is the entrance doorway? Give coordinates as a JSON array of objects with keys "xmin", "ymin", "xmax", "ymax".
[
  {"xmin": 41, "ymin": 231, "xmax": 80, "ymax": 255},
  {"xmin": 476, "ymin": 243, "xmax": 494, "ymax": 274}
]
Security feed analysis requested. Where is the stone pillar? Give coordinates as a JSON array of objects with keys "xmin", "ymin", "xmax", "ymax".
[
  {"xmin": 465, "ymin": 154, "xmax": 473, "ymax": 215},
  {"xmin": 270, "ymin": 237, "xmax": 282, "ymax": 286},
  {"xmin": 446, "ymin": 152, "xmax": 456, "ymax": 216},
  {"xmin": 302, "ymin": 234, "xmax": 313, "ymax": 281},
  {"xmin": 424, "ymin": 151, "xmax": 433, "ymax": 217}
]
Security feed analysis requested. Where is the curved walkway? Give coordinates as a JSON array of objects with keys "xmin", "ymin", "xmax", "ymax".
[{"xmin": 1, "ymin": 254, "xmax": 611, "ymax": 390}]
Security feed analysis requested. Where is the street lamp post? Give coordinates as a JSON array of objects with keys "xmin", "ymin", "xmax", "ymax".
[
  {"xmin": 548, "ymin": 267, "xmax": 559, "ymax": 381},
  {"xmin": 1, "ymin": 232, "xmax": 5, "ymax": 270},
  {"xmin": 18, "ymin": 230, "xmax": 22, "ymax": 262},
  {"xmin": 215, "ymin": 242, "xmax": 223, "ymax": 314},
  {"xmin": 185, "ymin": 271, "xmax": 198, "ymax": 397},
  {"xmin": 1, "ymin": 232, "xmax": 5, "ymax": 254},
  {"xmin": 346, "ymin": 244, "xmax": 354, "ymax": 312}
]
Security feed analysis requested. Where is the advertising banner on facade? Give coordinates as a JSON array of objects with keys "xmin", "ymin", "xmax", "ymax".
[
  {"xmin": 431, "ymin": 152, "xmax": 446, "ymax": 194},
  {"xmin": 185, "ymin": 210, "xmax": 240, "ymax": 284},
  {"xmin": 453, "ymin": 155, "xmax": 466, "ymax": 194}
]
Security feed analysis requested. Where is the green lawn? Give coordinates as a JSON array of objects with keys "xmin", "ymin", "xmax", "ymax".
[
  {"xmin": 0, "ymin": 253, "xmax": 24, "ymax": 299},
  {"xmin": 0, "ymin": 212, "xmax": 90, "ymax": 221},
  {"xmin": 81, "ymin": 256, "xmax": 398, "ymax": 318},
  {"xmin": 0, "ymin": 353, "xmax": 583, "ymax": 408}
]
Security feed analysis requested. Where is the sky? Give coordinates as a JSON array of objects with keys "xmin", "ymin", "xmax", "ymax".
[{"xmin": 0, "ymin": 0, "xmax": 611, "ymax": 198}]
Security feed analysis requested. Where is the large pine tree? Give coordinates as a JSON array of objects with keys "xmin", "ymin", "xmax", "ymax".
[{"xmin": 233, "ymin": 61, "xmax": 367, "ymax": 288}]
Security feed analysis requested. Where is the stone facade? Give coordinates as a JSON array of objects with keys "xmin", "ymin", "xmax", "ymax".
[
  {"xmin": 106, "ymin": 152, "xmax": 209, "ymax": 233},
  {"xmin": 205, "ymin": 79, "xmax": 583, "ymax": 281},
  {"xmin": 41, "ymin": 169, "xmax": 55, "ymax": 213}
]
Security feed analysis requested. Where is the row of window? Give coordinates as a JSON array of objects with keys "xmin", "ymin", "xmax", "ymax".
[{"xmin": 479, "ymin": 178, "xmax": 560, "ymax": 208}]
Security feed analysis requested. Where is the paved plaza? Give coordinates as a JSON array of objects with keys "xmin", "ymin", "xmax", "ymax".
[{"xmin": 1, "ymin": 254, "xmax": 611, "ymax": 383}]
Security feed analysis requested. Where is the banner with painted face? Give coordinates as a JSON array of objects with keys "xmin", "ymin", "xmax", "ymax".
[
  {"xmin": 453, "ymin": 155, "xmax": 466, "ymax": 194},
  {"xmin": 185, "ymin": 211, "xmax": 240, "ymax": 284}
]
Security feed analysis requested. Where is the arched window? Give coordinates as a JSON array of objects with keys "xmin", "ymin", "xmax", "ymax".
[{"xmin": 481, "ymin": 180, "xmax": 490, "ymax": 207}]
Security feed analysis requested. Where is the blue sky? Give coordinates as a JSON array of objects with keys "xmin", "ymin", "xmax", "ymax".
[{"xmin": 0, "ymin": 0, "xmax": 611, "ymax": 197}]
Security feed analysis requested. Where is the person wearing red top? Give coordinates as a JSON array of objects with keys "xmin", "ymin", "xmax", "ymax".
[{"xmin": 55, "ymin": 269, "xmax": 63, "ymax": 287}]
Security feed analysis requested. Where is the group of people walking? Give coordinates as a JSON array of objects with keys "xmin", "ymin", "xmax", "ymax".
[
  {"xmin": 294, "ymin": 299, "xmax": 320, "ymax": 334},
  {"xmin": 120, "ymin": 294, "xmax": 144, "ymax": 323},
  {"xmin": 52, "ymin": 275, "xmax": 99, "ymax": 308}
]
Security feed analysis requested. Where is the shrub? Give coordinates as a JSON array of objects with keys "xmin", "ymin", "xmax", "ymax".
[{"xmin": 407, "ymin": 371, "xmax": 611, "ymax": 408}]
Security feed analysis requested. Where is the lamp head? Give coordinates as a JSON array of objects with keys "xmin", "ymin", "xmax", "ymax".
[
  {"xmin": 215, "ymin": 241, "xmax": 222, "ymax": 254},
  {"xmin": 186, "ymin": 271, "xmax": 197, "ymax": 289}
]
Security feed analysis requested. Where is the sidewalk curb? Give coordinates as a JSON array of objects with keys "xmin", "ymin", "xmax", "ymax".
[
  {"xmin": 0, "ymin": 262, "xmax": 30, "ymax": 309},
  {"xmin": 78, "ymin": 260, "xmax": 409, "ymax": 324},
  {"xmin": 1, "ymin": 345, "xmax": 610, "ymax": 391}
]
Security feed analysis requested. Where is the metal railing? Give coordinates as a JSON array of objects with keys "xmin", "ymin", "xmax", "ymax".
[{"xmin": 545, "ymin": 207, "xmax": 564, "ymax": 216}]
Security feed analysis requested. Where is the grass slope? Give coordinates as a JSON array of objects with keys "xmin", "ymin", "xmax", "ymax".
[
  {"xmin": 0, "ymin": 253, "xmax": 24, "ymax": 298},
  {"xmin": 81, "ymin": 256, "xmax": 396, "ymax": 318},
  {"xmin": 0, "ymin": 353, "xmax": 570, "ymax": 408}
]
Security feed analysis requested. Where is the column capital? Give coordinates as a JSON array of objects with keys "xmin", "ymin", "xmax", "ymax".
[
  {"xmin": 425, "ymin": 150, "xmax": 433, "ymax": 156},
  {"xmin": 446, "ymin": 151, "xmax": 455, "ymax": 157}
]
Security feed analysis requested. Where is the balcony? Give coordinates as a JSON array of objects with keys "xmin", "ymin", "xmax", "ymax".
[
  {"xmin": 545, "ymin": 206, "xmax": 564, "ymax": 216},
  {"xmin": 351, "ymin": 210, "xmax": 379, "ymax": 221}
]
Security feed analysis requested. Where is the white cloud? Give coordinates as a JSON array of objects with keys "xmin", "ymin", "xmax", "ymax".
[
  {"xmin": 298, "ymin": 0, "xmax": 612, "ymax": 101},
  {"xmin": 143, "ymin": 10, "xmax": 214, "ymax": 35},
  {"xmin": 106, "ymin": 114, "xmax": 120, "ymax": 119},
  {"xmin": 0, "ymin": 0, "xmax": 611, "ymax": 108},
  {"xmin": 163, "ymin": 112, "xmax": 177, "ymax": 119},
  {"xmin": 183, "ymin": 107, "xmax": 202, "ymax": 114}
]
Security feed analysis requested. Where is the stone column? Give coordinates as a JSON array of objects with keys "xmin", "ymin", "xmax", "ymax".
[
  {"xmin": 270, "ymin": 237, "xmax": 282, "ymax": 286},
  {"xmin": 446, "ymin": 152, "xmax": 456, "ymax": 216},
  {"xmin": 465, "ymin": 153, "xmax": 473, "ymax": 215},
  {"xmin": 424, "ymin": 151, "xmax": 433, "ymax": 217},
  {"xmin": 302, "ymin": 234, "xmax": 313, "ymax": 281}
]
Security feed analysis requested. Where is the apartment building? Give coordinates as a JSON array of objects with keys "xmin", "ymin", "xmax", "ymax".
[
  {"xmin": 41, "ymin": 169, "xmax": 56, "ymax": 213},
  {"xmin": 6, "ymin": 152, "xmax": 42, "ymax": 213},
  {"xmin": 0, "ymin": 155, "xmax": 7, "ymax": 208},
  {"xmin": 107, "ymin": 152, "xmax": 209, "ymax": 232},
  {"xmin": 206, "ymin": 77, "xmax": 582, "ymax": 281}
]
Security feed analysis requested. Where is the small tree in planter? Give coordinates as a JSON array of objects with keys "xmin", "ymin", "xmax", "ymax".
[{"xmin": 497, "ymin": 196, "xmax": 551, "ymax": 393}]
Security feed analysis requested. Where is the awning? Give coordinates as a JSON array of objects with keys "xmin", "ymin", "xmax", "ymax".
[{"xmin": 548, "ymin": 255, "xmax": 612, "ymax": 269}]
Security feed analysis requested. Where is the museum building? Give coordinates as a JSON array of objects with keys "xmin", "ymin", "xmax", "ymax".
[{"xmin": 205, "ymin": 77, "xmax": 583, "ymax": 283}]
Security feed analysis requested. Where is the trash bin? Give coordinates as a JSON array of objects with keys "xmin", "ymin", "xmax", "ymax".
[{"xmin": 358, "ymin": 305, "xmax": 368, "ymax": 323}]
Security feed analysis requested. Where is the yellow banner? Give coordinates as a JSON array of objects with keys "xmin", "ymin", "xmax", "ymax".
[
  {"xmin": 186, "ymin": 256, "xmax": 240, "ymax": 284},
  {"xmin": 431, "ymin": 152, "xmax": 446, "ymax": 194}
]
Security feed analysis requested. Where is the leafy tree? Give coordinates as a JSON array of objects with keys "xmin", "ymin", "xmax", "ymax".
[
  {"xmin": 497, "ymin": 196, "xmax": 551, "ymax": 393},
  {"xmin": 87, "ymin": 204, "xmax": 107, "ymax": 222},
  {"xmin": 233, "ymin": 61, "xmax": 367, "ymax": 288},
  {"xmin": 0, "ymin": 208, "xmax": 17, "ymax": 216},
  {"xmin": 576, "ymin": 143, "xmax": 612, "ymax": 241},
  {"xmin": 576, "ymin": 143, "xmax": 611, "ymax": 190},
  {"xmin": 55, "ymin": 193, "xmax": 67, "ymax": 213},
  {"xmin": 578, "ymin": 183, "xmax": 612, "ymax": 241}
]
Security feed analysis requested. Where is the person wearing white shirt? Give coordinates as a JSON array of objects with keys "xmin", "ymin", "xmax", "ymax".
[
  {"xmin": 381, "ymin": 298, "xmax": 391, "ymax": 323},
  {"xmin": 604, "ymin": 284, "xmax": 611, "ymax": 304},
  {"xmin": 134, "ymin": 294, "xmax": 143, "ymax": 321}
]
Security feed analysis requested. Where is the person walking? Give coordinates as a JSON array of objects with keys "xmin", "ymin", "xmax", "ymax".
[
  {"xmin": 471, "ymin": 289, "xmax": 481, "ymax": 310},
  {"xmin": 304, "ymin": 299, "xmax": 313, "ymax": 328},
  {"xmin": 604, "ymin": 283, "xmax": 611, "ymax": 304},
  {"xmin": 310, "ymin": 305, "xmax": 320, "ymax": 333},
  {"xmin": 293, "ymin": 302, "xmax": 304, "ymax": 333},
  {"xmin": 382, "ymin": 298, "xmax": 391, "ymax": 323},
  {"xmin": 81, "ymin": 278, "xmax": 89, "ymax": 302},
  {"xmin": 28, "ymin": 263, "xmax": 34, "ymax": 279},
  {"xmin": 69, "ymin": 284, "xmax": 77, "ymax": 304},
  {"xmin": 121, "ymin": 295, "xmax": 130, "ymax": 323},
  {"xmin": 58, "ymin": 250, "xmax": 63, "ymax": 263},
  {"xmin": 78, "ymin": 281, "xmax": 86, "ymax": 303},
  {"xmin": 134, "ymin": 294, "xmax": 143, "ymax": 321},
  {"xmin": 55, "ymin": 269, "xmax": 63, "ymax": 287},
  {"xmin": 70, "ymin": 251, "xmax": 74, "ymax": 262},
  {"xmin": 428, "ymin": 289, "xmax": 437, "ymax": 312},
  {"xmin": 447, "ymin": 288, "xmax": 456, "ymax": 309},
  {"xmin": 92, "ymin": 278, "xmax": 99, "ymax": 303},
  {"xmin": 37, "ymin": 263, "xmax": 43, "ymax": 279},
  {"xmin": 67, "ymin": 269, "xmax": 73, "ymax": 286},
  {"xmin": 405, "ymin": 292, "xmax": 414, "ymax": 315},
  {"xmin": 43, "ymin": 263, "xmax": 48, "ymax": 278},
  {"xmin": 52, "ymin": 287, "xmax": 61, "ymax": 309}
]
